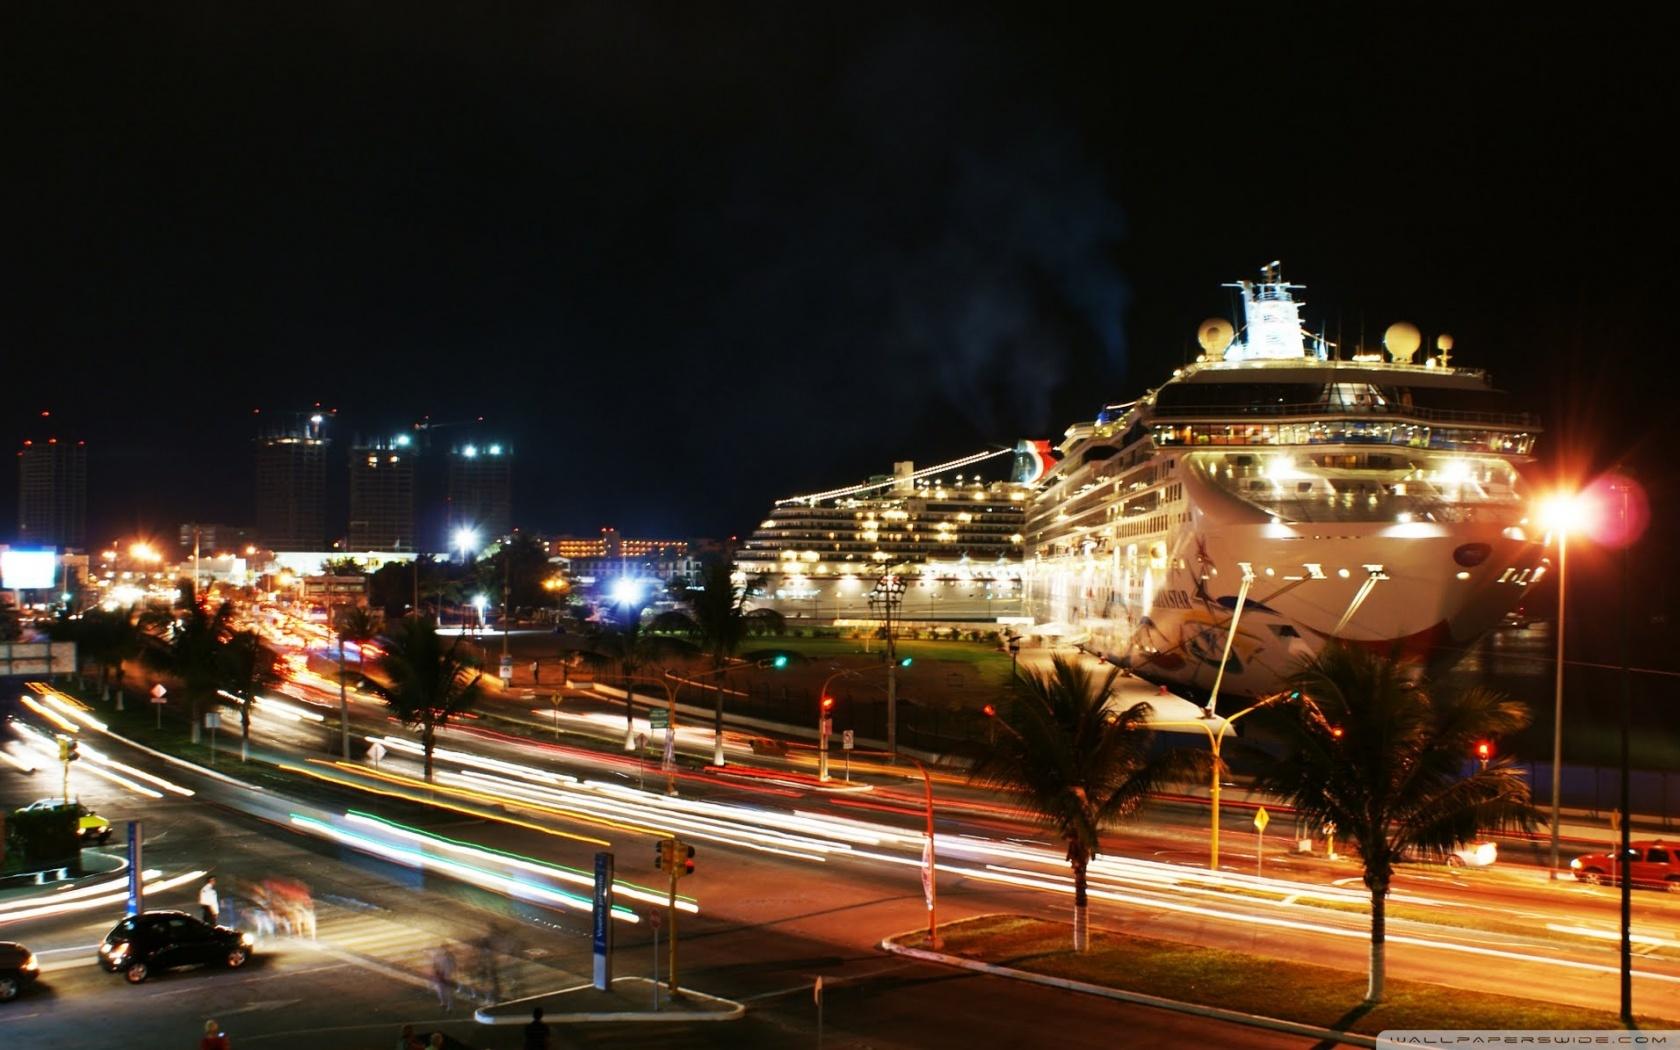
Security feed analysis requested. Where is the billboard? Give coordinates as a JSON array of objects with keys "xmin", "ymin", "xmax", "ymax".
[{"xmin": 0, "ymin": 549, "xmax": 57, "ymax": 590}]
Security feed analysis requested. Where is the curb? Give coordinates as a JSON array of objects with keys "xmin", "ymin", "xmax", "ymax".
[
  {"xmin": 473, "ymin": 978, "xmax": 746, "ymax": 1024},
  {"xmin": 878, "ymin": 938, "xmax": 1377, "ymax": 1049}
]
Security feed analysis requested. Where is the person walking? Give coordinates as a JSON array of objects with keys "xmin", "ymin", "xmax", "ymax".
[
  {"xmin": 396, "ymin": 1023, "xmax": 424, "ymax": 1050},
  {"xmin": 428, "ymin": 944, "xmax": 456, "ymax": 1012},
  {"xmin": 198, "ymin": 878, "xmax": 220, "ymax": 925},
  {"xmin": 199, "ymin": 1019, "xmax": 231, "ymax": 1050},
  {"xmin": 522, "ymin": 1006, "xmax": 551, "ymax": 1050}
]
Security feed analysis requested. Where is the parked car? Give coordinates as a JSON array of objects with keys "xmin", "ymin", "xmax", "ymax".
[
  {"xmin": 21, "ymin": 798, "xmax": 112, "ymax": 844},
  {"xmin": 97, "ymin": 911, "xmax": 254, "ymax": 984},
  {"xmin": 0, "ymin": 941, "xmax": 40, "ymax": 1002},
  {"xmin": 1570, "ymin": 840, "xmax": 1680, "ymax": 891}
]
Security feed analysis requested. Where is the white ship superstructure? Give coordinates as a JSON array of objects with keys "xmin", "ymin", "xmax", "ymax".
[
  {"xmin": 1022, "ymin": 264, "xmax": 1544, "ymax": 698},
  {"xmin": 737, "ymin": 454, "xmax": 1028, "ymax": 621}
]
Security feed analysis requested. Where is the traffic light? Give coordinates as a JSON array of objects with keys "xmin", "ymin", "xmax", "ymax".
[
  {"xmin": 898, "ymin": 656, "xmax": 912, "ymax": 667},
  {"xmin": 1475, "ymin": 740, "xmax": 1493, "ymax": 768},
  {"xmin": 682, "ymin": 843, "xmax": 696, "ymax": 877},
  {"xmin": 772, "ymin": 655, "xmax": 789, "ymax": 669},
  {"xmin": 656, "ymin": 839, "xmax": 673, "ymax": 870},
  {"xmin": 820, "ymin": 696, "xmax": 835, "ymax": 714},
  {"xmin": 57, "ymin": 737, "xmax": 79, "ymax": 763},
  {"xmin": 981, "ymin": 703, "xmax": 996, "ymax": 718}
]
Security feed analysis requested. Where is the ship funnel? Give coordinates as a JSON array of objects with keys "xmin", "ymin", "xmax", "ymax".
[
  {"xmin": 1197, "ymin": 317, "xmax": 1234, "ymax": 360},
  {"xmin": 1383, "ymin": 322, "xmax": 1422, "ymax": 363}
]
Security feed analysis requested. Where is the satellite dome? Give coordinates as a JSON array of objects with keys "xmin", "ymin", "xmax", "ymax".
[
  {"xmin": 1197, "ymin": 318, "xmax": 1234, "ymax": 359},
  {"xmin": 1383, "ymin": 322, "xmax": 1422, "ymax": 363}
]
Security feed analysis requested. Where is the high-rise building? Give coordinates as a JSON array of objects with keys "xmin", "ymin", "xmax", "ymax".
[
  {"xmin": 17, "ymin": 437, "xmax": 87, "ymax": 548},
  {"xmin": 255, "ymin": 415, "xmax": 329, "ymax": 552},
  {"xmin": 446, "ymin": 441, "xmax": 512, "ymax": 543},
  {"xmin": 348, "ymin": 436, "xmax": 417, "ymax": 551}
]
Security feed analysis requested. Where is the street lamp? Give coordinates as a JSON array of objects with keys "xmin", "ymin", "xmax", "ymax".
[
  {"xmin": 453, "ymin": 526, "xmax": 480, "ymax": 563},
  {"xmin": 1539, "ymin": 490, "xmax": 1586, "ymax": 878},
  {"xmin": 1139, "ymin": 691, "xmax": 1289, "ymax": 871},
  {"xmin": 867, "ymin": 573, "xmax": 906, "ymax": 757}
]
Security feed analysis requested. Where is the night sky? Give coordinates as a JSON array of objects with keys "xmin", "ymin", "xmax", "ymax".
[{"xmin": 4, "ymin": 7, "xmax": 1672, "ymax": 556}]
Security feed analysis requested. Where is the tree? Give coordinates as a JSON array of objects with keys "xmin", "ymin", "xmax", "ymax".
[
  {"xmin": 370, "ymin": 616, "xmax": 484, "ymax": 782},
  {"xmin": 475, "ymin": 534, "xmax": 553, "ymax": 612},
  {"xmin": 970, "ymin": 655, "xmax": 1205, "ymax": 952},
  {"xmin": 80, "ymin": 608, "xmax": 146, "ymax": 703},
  {"xmin": 686, "ymin": 559, "xmax": 748, "ymax": 759},
  {"xmin": 321, "ymin": 557, "xmax": 364, "ymax": 577},
  {"xmin": 1254, "ymin": 644, "xmax": 1534, "ymax": 1003},
  {"xmin": 141, "ymin": 594, "xmax": 236, "ymax": 744},
  {"xmin": 220, "ymin": 630, "xmax": 283, "ymax": 761}
]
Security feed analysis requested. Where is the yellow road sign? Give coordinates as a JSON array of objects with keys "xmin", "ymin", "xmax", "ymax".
[{"xmin": 1253, "ymin": 807, "xmax": 1270, "ymax": 833}]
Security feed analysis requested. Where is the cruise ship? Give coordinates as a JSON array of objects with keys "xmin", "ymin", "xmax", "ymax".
[
  {"xmin": 1021, "ymin": 264, "xmax": 1544, "ymax": 698},
  {"xmin": 736, "ymin": 455, "xmax": 1028, "ymax": 622}
]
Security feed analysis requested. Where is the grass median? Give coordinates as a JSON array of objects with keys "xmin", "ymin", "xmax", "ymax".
[{"xmin": 894, "ymin": 914, "xmax": 1679, "ymax": 1034}]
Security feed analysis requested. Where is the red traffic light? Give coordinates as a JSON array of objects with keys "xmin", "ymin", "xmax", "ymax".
[
  {"xmin": 981, "ymin": 704, "xmax": 996, "ymax": 718},
  {"xmin": 1329, "ymin": 725, "xmax": 1344, "ymax": 738},
  {"xmin": 820, "ymin": 696, "xmax": 835, "ymax": 713},
  {"xmin": 1475, "ymin": 740, "xmax": 1493, "ymax": 761}
]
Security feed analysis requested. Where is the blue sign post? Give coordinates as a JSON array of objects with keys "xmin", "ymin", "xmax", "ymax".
[
  {"xmin": 592, "ymin": 851, "xmax": 613, "ymax": 991},
  {"xmin": 126, "ymin": 821, "xmax": 143, "ymax": 916}
]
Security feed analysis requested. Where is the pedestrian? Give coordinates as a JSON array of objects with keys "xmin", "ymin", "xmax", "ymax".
[
  {"xmin": 199, "ymin": 877, "xmax": 220, "ymax": 925},
  {"xmin": 200, "ymin": 1018, "xmax": 231, "ymax": 1050},
  {"xmin": 397, "ymin": 1023, "xmax": 424, "ymax": 1050},
  {"xmin": 428, "ymin": 1034, "xmax": 445, "ymax": 1050},
  {"xmin": 522, "ymin": 1006, "xmax": 551, "ymax": 1050},
  {"xmin": 429, "ymin": 944, "xmax": 456, "ymax": 1012}
]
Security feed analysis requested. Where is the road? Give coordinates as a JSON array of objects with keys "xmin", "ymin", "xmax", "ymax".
[{"xmin": 5, "ymin": 677, "xmax": 1679, "ymax": 1048}]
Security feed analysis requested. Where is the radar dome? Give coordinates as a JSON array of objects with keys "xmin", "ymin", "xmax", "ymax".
[
  {"xmin": 1436, "ymin": 333, "xmax": 1454, "ymax": 352},
  {"xmin": 1383, "ymin": 322, "xmax": 1422, "ymax": 363},
  {"xmin": 1197, "ymin": 318, "xmax": 1234, "ymax": 359}
]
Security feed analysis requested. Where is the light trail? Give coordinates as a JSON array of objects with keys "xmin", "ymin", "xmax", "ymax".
[
  {"xmin": 341, "ymin": 811, "xmax": 697, "ymax": 914},
  {"xmin": 0, "ymin": 870, "xmax": 206, "ymax": 926},
  {"xmin": 288, "ymin": 813, "xmax": 641, "ymax": 924}
]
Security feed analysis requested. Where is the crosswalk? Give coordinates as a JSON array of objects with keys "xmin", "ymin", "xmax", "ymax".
[{"xmin": 277, "ymin": 900, "xmax": 581, "ymax": 1004}]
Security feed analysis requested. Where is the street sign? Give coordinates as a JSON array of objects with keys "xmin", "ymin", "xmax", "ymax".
[
  {"xmin": 366, "ymin": 741, "xmax": 387, "ymax": 767},
  {"xmin": 649, "ymin": 708, "xmax": 669, "ymax": 730},
  {"xmin": 498, "ymin": 654, "xmax": 513, "ymax": 685},
  {"xmin": 842, "ymin": 730, "xmax": 854, "ymax": 750},
  {"xmin": 820, "ymin": 718, "xmax": 832, "ymax": 739},
  {"xmin": 150, "ymin": 684, "xmax": 168, "ymax": 702},
  {"xmin": 1253, "ymin": 807, "xmax": 1270, "ymax": 832},
  {"xmin": 204, "ymin": 712, "xmax": 221, "ymax": 729},
  {"xmin": 592, "ymin": 851, "xmax": 614, "ymax": 991}
]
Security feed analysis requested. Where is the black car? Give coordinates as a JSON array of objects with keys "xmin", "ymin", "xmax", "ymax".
[
  {"xmin": 0, "ymin": 941, "xmax": 40, "ymax": 1002},
  {"xmin": 97, "ymin": 911, "xmax": 253, "ymax": 984}
]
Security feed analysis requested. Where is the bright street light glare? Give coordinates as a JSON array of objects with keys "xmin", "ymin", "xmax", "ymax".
[
  {"xmin": 1539, "ymin": 492, "xmax": 1588, "ymax": 535},
  {"xmin": 453, "ymin": 527, "xmax": 480, "ymax": 554},
  {"xmin": 473, "ymin": 594, "xmax": 488, "ymax": 611},
  {"xmin": 610, "ymin": 578, "xmax": 643, "ymax": 607}
]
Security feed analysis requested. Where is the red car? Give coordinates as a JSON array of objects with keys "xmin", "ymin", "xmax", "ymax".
[{"xmin": 1571, "ymin": 840, "xmax": 1680, "ymax": 892}]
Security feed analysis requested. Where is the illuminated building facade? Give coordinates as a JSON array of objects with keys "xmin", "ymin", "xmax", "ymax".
[
  {"xmin": 348, "ymin": 437, "xmax": 417, "ymax": 551},
  {"xmin": 17, "ymin": 437, "xmax": 87, "ymax": 549},
  {"xmin": 446, "ymin": 442, "xmax": 512, "ymax": 542},
  {"xmin": 255, "ymin": 416, "xmax": 329, "ymax": 552}
]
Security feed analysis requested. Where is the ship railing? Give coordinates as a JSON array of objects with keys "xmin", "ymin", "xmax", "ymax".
[{"xmin": 1150, "ymin": 401, "xmax": 1537, "ymax": 427}]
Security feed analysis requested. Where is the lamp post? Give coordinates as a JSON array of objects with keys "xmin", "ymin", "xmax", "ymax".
[
  {"xmin": 667, "ymin": 657, "xmax": 775, "ymax": 768},
  {"xmin": 1153, "ymin": 692, "xmax": 1287, "ymax": 871},
  {"xmin": 850, "ymin": 747, "xmax": 940, "ymax": 948},
  {"xmin": 1540, "ymin": 492, "xmax": 1586, "ymax": 878},
  {"xmin": 868, "ymin": 573, "xmax": 906, "ymax": 757}
]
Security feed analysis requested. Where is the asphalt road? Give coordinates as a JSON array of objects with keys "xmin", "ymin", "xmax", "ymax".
[{"xmin": 6, "ymin": 675, "xmax": 1679, "ymax": 1049}]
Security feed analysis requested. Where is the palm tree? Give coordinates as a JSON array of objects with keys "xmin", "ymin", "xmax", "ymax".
[
  {"xmin": 141, "ymin": 593, "xmax": 236, "ymax": 743},
  {"xmin": 370, "ymin": 616, "xmax": 484, "ymax": 782},
  {"xmin": 1254, "ymin": 644, "xmax": 1534, "ymax": 1003},
  {"xmin": 220, "ymin": 630, "xmax": 283, "ymax": 761},
  {"xmin": 80, "ymin": 608, "xmax": 146, "ymax": 704},
  {"xmin": 333, "ymin": 606, "xmax": 383, "ymax": 757},
  {"xmin": 687, "ymin": 559, "xmax": 748, "ymax": 760},
  {"xmin": 970, "ymin": 655, "xmax": 1206, "ymax": 952}
]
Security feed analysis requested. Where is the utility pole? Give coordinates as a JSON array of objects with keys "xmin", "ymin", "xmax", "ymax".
[{"xmin": 337, "ymin": 603, "xmax": 350, "ymax": 760}]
